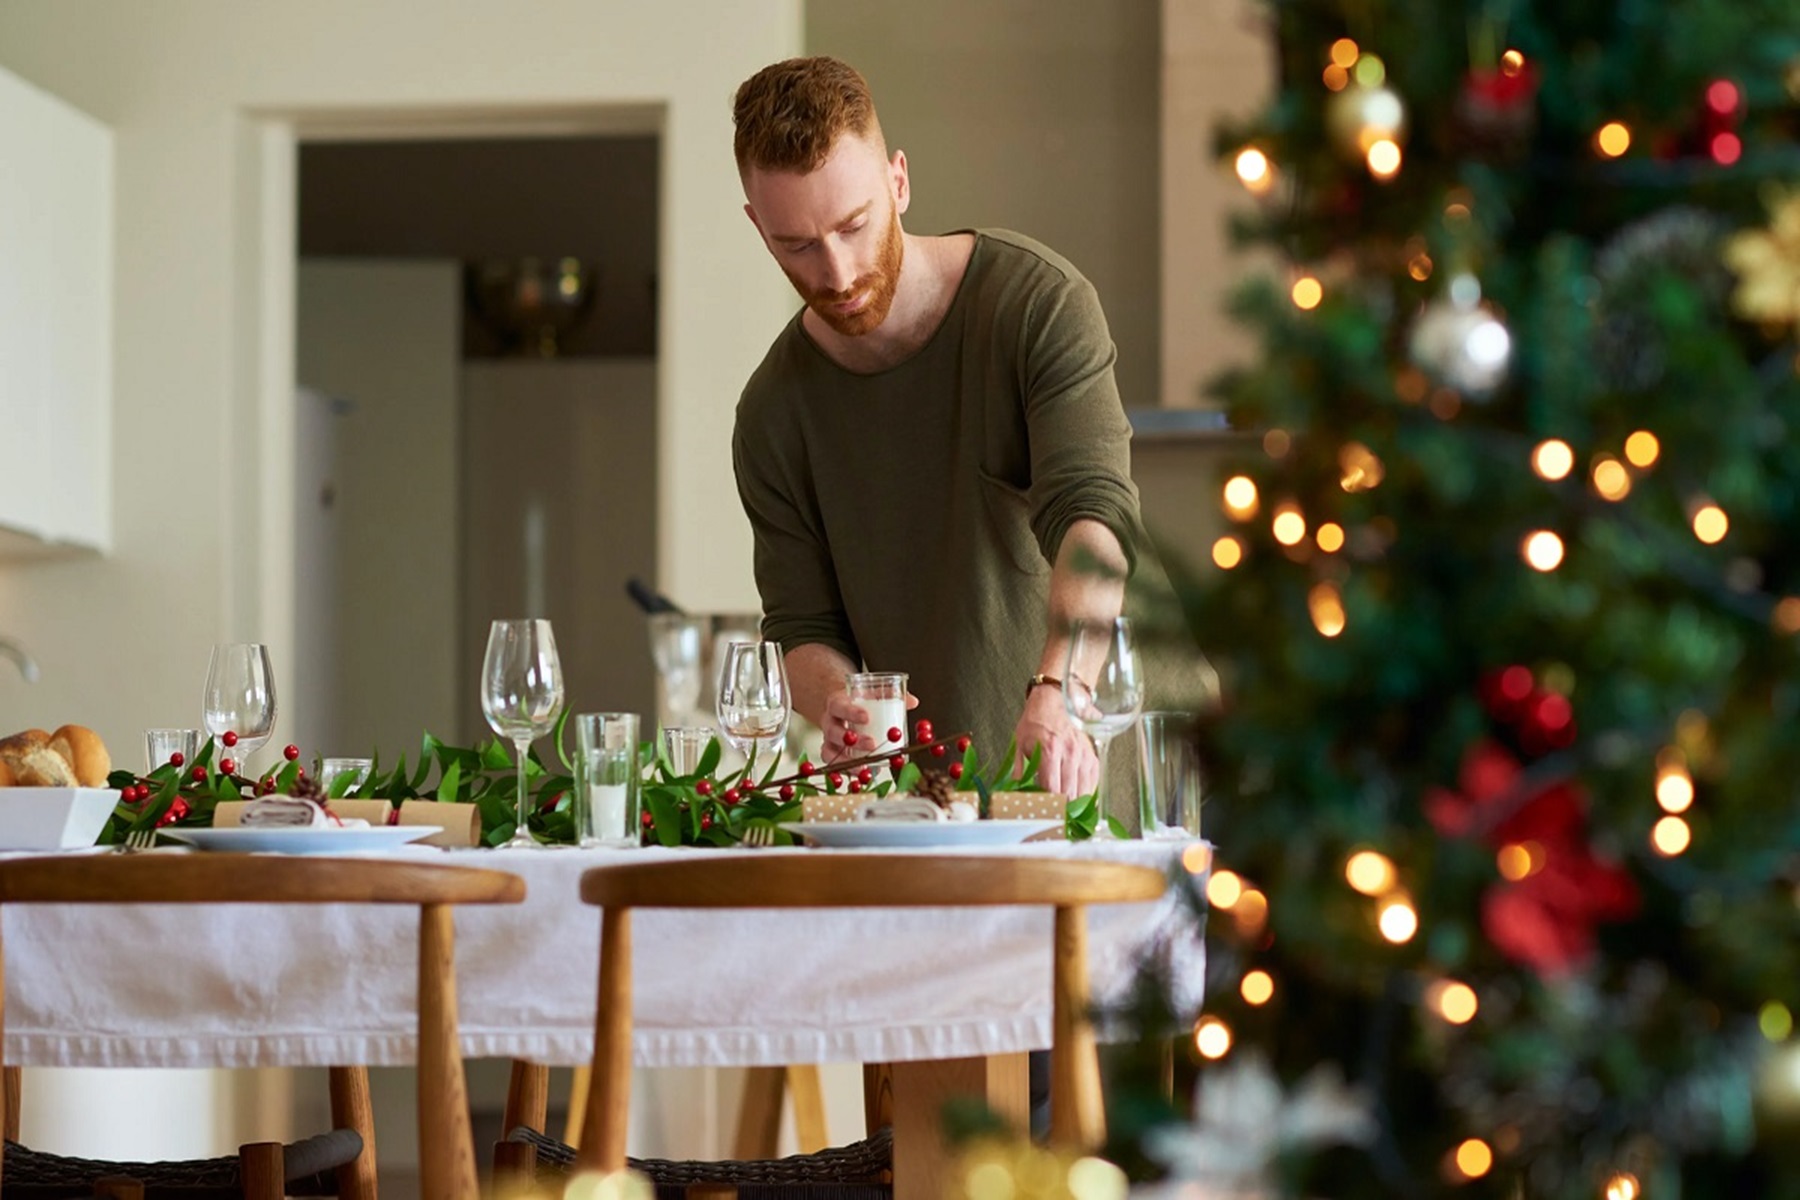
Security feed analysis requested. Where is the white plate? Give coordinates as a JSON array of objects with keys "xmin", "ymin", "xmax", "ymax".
[
  {"xmin": 787, "ymin": 818, "xmax": 1062, "ymax": 848},
  {"xmin": 161, "ymin": 825, "xmax": 442, "ymax": 855}
]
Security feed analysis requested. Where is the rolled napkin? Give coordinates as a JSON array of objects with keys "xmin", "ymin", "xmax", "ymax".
[
  {"xmin": 237, "ymin": 797, "xmax": 357, "ymax": 829},
  {"xmin": 855, "ymin": 796, "xmax": 944, "ymax": 823},
  {"xmin": 213, "ymin": 798, "xmax": 480, "ymax": 848}
]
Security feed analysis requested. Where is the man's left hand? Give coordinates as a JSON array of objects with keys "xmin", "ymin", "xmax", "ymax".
[{"xmin": 1011, "ymin": 685, "xmax": 1098, "ymax": 798}]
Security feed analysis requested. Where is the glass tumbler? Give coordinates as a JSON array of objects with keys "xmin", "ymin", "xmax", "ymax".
[
  {"xmin": 1136, "ymin": 711, "xmax": 1203, "ymax": 840},
  {"xmin": 577, "ymin": 712, "xmax": 641, "ymax": 849},
  {"xmin": 145, "ymin": 728, "xmax": 201, "ymax": 774},
  {"xmin": 845, "ymin": 672, "xmax": 909, "ymax": 760}
]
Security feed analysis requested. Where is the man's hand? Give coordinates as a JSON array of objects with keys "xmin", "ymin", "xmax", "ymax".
[
  {"xmin": 821, "ymin": 688, "xmax": 921, "ymax": 763},
  {"xmin": 1011, "ymin": 684, "xmax": 1098, "ymax": 797}
]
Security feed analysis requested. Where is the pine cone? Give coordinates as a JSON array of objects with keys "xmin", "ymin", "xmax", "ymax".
[{"xmin": 913, "ymin": 769, "xmax": 959, "ymax": 810}]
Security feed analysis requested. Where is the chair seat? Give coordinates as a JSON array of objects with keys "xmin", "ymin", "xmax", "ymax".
[
  {"xmin": 506, "ymin": 1123, "xmax": 893, "ymax": 1200},
  {"xmin": 0, "ymin": 1130, "xmax": 363, "ymax": 1199}
]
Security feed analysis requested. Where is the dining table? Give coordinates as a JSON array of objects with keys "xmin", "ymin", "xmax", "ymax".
[{"xmin": 0, "ymin": 836, "xmax": 1209, "ymax": 1200}]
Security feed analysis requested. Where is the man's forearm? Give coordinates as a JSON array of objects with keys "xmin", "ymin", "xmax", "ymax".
[
  {"xmin": 1037, "ymin": 518, "xmax": 1129, "ymax": 685},
  {"xmin": 784, "ymin": 641, "xmax": 861, "ymax": 729}
]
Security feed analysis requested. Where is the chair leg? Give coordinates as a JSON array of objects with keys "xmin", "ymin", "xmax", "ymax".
[
  {"xmin": 787, "ymin": 1065, "xmax": 829, "ymax": 1153},
  {"xmin": 579, "ymin": 906, "xmax": 633, "ymax": 1174},
  {"xmin": 328, "ymin": 1064, "xmax": 379, "ymax": 1200},
  {"xmin": 237, "ymin": 1141, "xmax": 285, "ymax": 1200},
  {"xmin": 492, "ymin": 1138, "xmax": 538, "ymax": 1192},
  {"xmin": 1050, "ymin": 905, "xmax": 1104, "ymax": 1151},
  {"xmin": 564, "ymin": 1063, "xmax": 592, "ymax": 1148},
  {"xmin": 418, "ymin": 903, "xmax": 479, "ymax": 1200},
  {"xmin": 503, "ymin": 1060, "xmax": 550, "ymax": 1135},
  {"xmin": 4, "ymin": 1063, "xmax": 19, "ymax": 1141},
  {"xmin": 732, "ymin": 1067, "xmax": 785, "ymax": 1159},
  {"xmin": 862, "ymin": 1062, "xmax": 894, "ymax": 1133}
]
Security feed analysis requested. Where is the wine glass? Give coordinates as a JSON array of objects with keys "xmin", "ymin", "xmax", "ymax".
[
  {"xmin": 715, "ymin": 640, "xmax": 789, "ymax": 778},
  {"xmin": 481, "ymin": 619, "xmax": 566, "ymax": 849},
  {"xmin": 647, "ymin": 613, "xmax": 705, "ymax": 725},
  {"xmin": 1064, "ymin": 617, "xmax": 1146, "ymax": 834},
  {"xmin": 202, "ymin": 643, "xmax": 277, "ymax": 787}
]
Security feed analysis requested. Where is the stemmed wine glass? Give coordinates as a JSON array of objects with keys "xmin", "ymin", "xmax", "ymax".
[
  {"xmin": 1064, "ymin": 617, "xmax": 1146, "ymax": 835},
  {"xmin": 481, "ymin": 619, "xmax": 567, "ymax": 849},
  {"xmin": 202, "ymin": 643, "xmax": 277, "ymax": 790},
  {"xmin": 715, "ymin": 640, "xmax": 789, "ymax": 778}
]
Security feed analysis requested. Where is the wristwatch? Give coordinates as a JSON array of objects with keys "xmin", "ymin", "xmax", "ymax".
[{"xmin": 1025, "ymin": 673, "xmax": 1064, "ymax": 698}]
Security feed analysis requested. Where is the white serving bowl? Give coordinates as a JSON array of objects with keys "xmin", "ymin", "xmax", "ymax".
[{"xmin": 0, "ymin": 788, "xmax": 120, "ymax": 850}]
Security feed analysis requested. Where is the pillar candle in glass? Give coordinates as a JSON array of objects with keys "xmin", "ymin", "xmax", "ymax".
[
  {"xmin": 577, "ymin": 712, "xmax": 641, "ymax": 849},
  {"xmin": 846, "ymin": 672, "xmax": 909, "ymax": 758}
]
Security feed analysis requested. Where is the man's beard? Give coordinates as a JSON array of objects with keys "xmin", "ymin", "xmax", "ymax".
[{"xmin": 785, "ymin": 203, "xmax": 904, "ymax": 338}]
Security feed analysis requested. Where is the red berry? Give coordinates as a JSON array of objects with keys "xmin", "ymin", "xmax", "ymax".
[
  {"xmin": 259, "ymin": 779, "xmax": 276, "ymax": 796},
  {"xmin": 779, "ymin": 784, "xmax": 795, "ymax": 801},
  {"xmin": 848, "ymin": 780, "xmax": 863, "ymax": 794},
  {"xmin": 949, "ymin": 762, "xmax": 964, "ymax": 780},
  {"xmin": 723, "ymin": 788, "xmax": 741, "ymax": 806},
  {"xmin": 641, "ymin": 810, "xmax": 654, "ymax": 827},
  {"xmin": 283, "ymin": 744, "xmax": 300, "ymax": 761},
  {"xmin": 956, "ymin": 735, "xmax": 972, "ymax": 752},
  {"xmin": 221, "ymin": 731, "xmax": 239, "ymax": 747},
  {"xmin": 887, "ymin": 726, "xmax": 903, "ymax": 744},
  {"xmin": 799, "ymin": 759, "xmax": 814, "ymax": 776},
  {"xmin": 695, "ymin": 779, "xmax": 714, "ymax": 797},
  {"xmin": 915, "ymin": 720, "xmax": 934, "ymax": 741},
  {"xmin": 931, "ymin": 744, "xmax": 947, "ymax": 758},
  {"xmin": 857, "ymin": 767, "xmax": 873, "ymax": 786},
  {"xmin": 828, "ymin": 772, "xmax": 844, "ymax": 791},
  {"xmin": 844, "ymin": 729, "xmax": 859, "ymax": 747},
  {"xmin": 168, "ymin": 751, "xmax": 185, "ymax": 768},
  {"xmin": 295, "ymin": 767, "xmax": 306, "ymax": 779},
  {"xmin": 890, "ymin": 755, "xmax": 906, "ymax": 772},
  {"xmin": 122, "ymin": 785, "xmax": 138, "ymax": 804},
  {"xmin": 171, "ymin": 798, "xmax": 189, "ymax": 818},
  {"xmin": 219, "ymin": 758, "xmax": 236, "ymax": 775},
  {"xmin": 701, "ymin": 814, "xmax": 713, "ymax": 830},
  {"xmin": 190, "ymin": 765, "xmax": 207, "ymax": 782}
]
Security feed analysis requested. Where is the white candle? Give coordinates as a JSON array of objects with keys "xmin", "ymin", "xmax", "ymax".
[
  {"xmin": 853, "ymin": 696, "xmax": 909, "ymax": 755},
  {"xmin": 589, "ymin": 783, "xmax": 628, "ymax": 841}
]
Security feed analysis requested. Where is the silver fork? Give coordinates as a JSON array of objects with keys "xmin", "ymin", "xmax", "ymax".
[
  {"xmin": 740, "ymin": 823, "xmax": 776, "ymax": 849},
  {"xmin": 117, "ymin": 829, "xmax": 157, "ymax": 853}
]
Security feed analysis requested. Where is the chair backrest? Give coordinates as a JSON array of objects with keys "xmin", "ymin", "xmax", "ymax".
[
  {"xmin": 0, "ymin": 853, "xmax": 526, "ymax": 1200},
  {"xmin": 575, "ymin": 853, "xmax": 1168, "ymax": 1176}
]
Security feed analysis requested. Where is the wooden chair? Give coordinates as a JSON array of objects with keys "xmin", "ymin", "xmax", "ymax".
[
  {"xmin": 0, "ymin": 854, "xmax": 526, "ymax": 1200},
  {"xmin": 551, "ymin": 855, "xmax": 1167, "ymax": 1191}
]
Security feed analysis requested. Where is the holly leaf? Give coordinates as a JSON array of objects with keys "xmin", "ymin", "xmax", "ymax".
[{"xmin": 696, "ymin": 737, "xmax": 723, "ymax": 779}]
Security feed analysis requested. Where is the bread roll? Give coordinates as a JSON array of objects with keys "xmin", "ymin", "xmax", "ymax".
[
  {"xmin": 0, "ymin": 730, "xmax": 75, "ymax": 787},
  {"xmin": 0, "ymin": 759, "xmax": 15, "ymax": 787},
  {"xmin": 50, "ymin": 725, "xmax": 110, "ymax": 787}
]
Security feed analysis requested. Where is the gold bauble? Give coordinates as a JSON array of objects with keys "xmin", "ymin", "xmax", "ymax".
[{"xmin": 1326, "ymin": 83, "xmax": 1408, "ymax": 157}]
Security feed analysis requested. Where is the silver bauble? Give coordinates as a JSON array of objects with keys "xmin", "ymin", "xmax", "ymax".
[{"xmin": 1408, "ymin": 274, "xmax": 1512, "ymax": 398}]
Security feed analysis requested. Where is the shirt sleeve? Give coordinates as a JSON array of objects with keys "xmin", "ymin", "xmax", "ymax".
[
  {"xmin": 731, "ymin": 404, "xmax": 862, "ymax": 664},
  {"xmin": 1018, "ymin": 273, "xmax": 1145, "ymax": 575}
]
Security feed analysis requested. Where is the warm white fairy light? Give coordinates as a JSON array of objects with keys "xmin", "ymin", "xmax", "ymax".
[
  {"xmin": 1292, "ymin": 275, "xmax": 1325, "ymax": 309},
  {"xmin": 1235, "ymin": 147, "xmax": 1271, "ymax": 186},
  {"xmin": 1497, "ymin": 841, "xmax": 1544, "ymax": 881},
  {"xmin": 1222, "ymin": 475, "xmax": 1260, "ymax": 519},
  {"xmin": 1775, "ymin": 597, "xmax": 1800, "ymax": 635},
  {"xmin": 1605, "ymin": 1173, "xmax": 1641, "ymax": 1200},
  {"xmin": 1207, "ymin": 869, "xmax": 1244, "ymax": 909},
  {"xmin": 1427, "ymin": 980, "xmax": 1479, "ymax": 1024},
  {"xmin": 1624, "ymin": 430, "xmax": 1660, "ymax": 468},
  {"xmin": 1182, "ymin": 842, "xmax": 1213, "ymax": 876},
  {"xmin": 1339, "ymin": 442, "xmax": 1385, "ymax": 491},
  {"xmin": 1194, "ymin": 1015, "xmax": 1233, "ymax": 1059},
  {"xmin": 1366, "ymin": 138, "xmax": 1403, "ymax": 179},
  {"xmin": 1652, "ymin": 815, "xmax": 1692, "ymax": 857},
  {"xmin": 1345, "ymin": 850, "xmax": 1396, "ymax": 895},
  {"xmin": 1212, "ymin": 536, "xmax": 1244, "ymax": 570},
  {"xmin": 1309, "ymin": 581, "xmax": 1347, "ymax": 637},
  {"xmin": 1532, "ymin": 439, "xmax": 1575, "ymax": 480},
  {"xmin": 1234, "ymin": 888, "xmax": 1269, "ymax": 935},
  {"xmin": 1692, "ymin": 503, "xmax": 1729, "ymax": 544},
  {"xmin": 1453, "ymin": 1138, "xmax": 1494, "ymax": 1180},
  {"xmin": 1329, "ymin": 37, "xmax": 1359, "ymax": 68},
  {"xmin": 1241, "ymin": 970, "xmax": 1275, "ymax": 1005},
  {"xmin": 1317, "ymin": 522, "xmax": 1346, "ymax": 553},
  {"xmin": 1592, "ymin": 455, "xmax": 1632, "ymax": 501},
  {"xmin": 1378, "ymin": 898, "xmax": 1418, "ymax": 943},
  {"xmin": 1656, "ymin": 767, "xmax": 1695, "ymax": 813},
  {"xmin": 1596, "ymin": 121, "xmax": 1632, "ymax": 157},
  {"xmin": 1522, "ymin": 530, "xmax": 1565, "ymax": 571},
  {"xmin": 1272, "ymin": 505, "xmax": 1308, "ymax": 545}
]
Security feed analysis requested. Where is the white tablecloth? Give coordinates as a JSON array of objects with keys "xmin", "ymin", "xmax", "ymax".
[{"xmin": 1, "ymin": 840, "xmax": 1207, "ymax": 1070}]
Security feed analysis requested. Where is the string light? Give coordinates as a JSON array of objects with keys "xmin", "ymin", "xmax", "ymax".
[
  {"xmin": 1761, "ymin": 1001, "xmax": 1794, "ymax": 1041},
  {"xmin": 1691, "ymin": 503, "xmax": 1729, "ymax": 544},
  {"xmin": 1532, "ymin": 439, "xmax": 1575, "ymax": 481},
  {"xmin": 1235, "ymin": 148, "xmax": 1276, "ymax": 195},
  {"xmin": 1591, "ymin": 455, "xmax": 1631, "ymax": 501},
  {"xmin": 1707, "ymin": 79, "xmax": 1741, "ymax": 114},
  {"xmin": 1345, "ymin": 850, "xmax": 1396, "ymax": 895},
  {"xmin": 1604, "ymin": 1173, "xmax": 1641, "ymax": 1200},
  {"xmin": 1262, "ymin": 428, "xmax": 1291, "ymax": 458},
  {"xmin": 1207, "ymin": 869, "xmax": 1244, "ymax": 909},
  {"xmin": 1181, "ymin": 842, "xmax": 1212, "ymax": 875},
  {"xmin": 1453, "ymin": 1138, "xmax": 1493, "ymax": 1180},
  {"xmin": 1353, "ymin": 53, "xmax": 1386, "ymax": 87},
  {"xmin": 1595, "ymin": 122, "xmax": 1631, "ymax": 157},
  {"xmin": 1378, "ymin": 897, "xmax": 1419, "ymax": 943},
  {"xmin": 1309, "ymin": 581, "xmax": 1347, "ymax": 637},
  {"xmin": 1194, "ymin": 1015, "xmax": 1233, "ymax": 1059},
  {"xmin": 1711, "ymin": 131, "xmax": 1743, "ymax": 166},
  {"xmin": 1241, "ymin": 970, "xmax": 1275, "ymax": 1006},
  {"xmin": 1366, "ymin": 139, "xmax": 1403, "ymax": 179},
  {"xmin": 1323, "ymin": 62, "xmax": 1350, "ymax": 91},
  {"xmin": 1222, "ymin": 475, "xmax": 1260, "ymax": 519},
  {"xmin": 1272, "ymin": 504, "xmax": 1307, "ymax": 545},
  {"xmin": 1500, "ymin": 49, "xmax": 1526, "ymax": 75},
  {"xmin": 1292, "ymin": 275, "xmax": 1325, "ymax": 309},
  {"xmin": 1624, "ymin": 430, "xmax": 1660, "ymax": 467},
  {"xmin": 1496, "ymin": 841, "xmax": 1544, "ymax": 881},
  {"xmin": 1522, "ymin": 530, "xmax": 1565, "ymax": 571},
  {"xmin": 1329, "ymin": 38, "xmax": 1359, "ymax": 68},
  {"xmin": 1652, "ymin": 815, "xmax": 1692, "ymax": 857},
  {"xmin": 1408, "ymin": 252, "xmax": 1434, "ymax": 282},
  {"xmin": 1316, "ymin": 522, "xmax": 1346, "ymax": 553},
  {"xmin": 1774, "ymin": 596, "xmax": 1800, "ymax": 634},
  {"xmin": 1426, "ymin": 980, "xmax": 1480, "ymax": 1024},
  {"xmin": 1234, "ymin": 888, "xmax": 1270, "ymax": 935},
  {"xmin": 1212, "ymin": 537, "xmax": 1244, "ymax": 569},
  {"xmin": 1656, "ymin": 767, "xmax": 1695, "ymax": 813},
  {"xmin": 1339, "ymin": 442, "xmax": 1385, "ymax": 491}
]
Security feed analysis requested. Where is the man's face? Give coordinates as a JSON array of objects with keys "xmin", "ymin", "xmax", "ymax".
[{"xmin": 743, "ymin": 133, "xmax": 908, "ymax": 337}]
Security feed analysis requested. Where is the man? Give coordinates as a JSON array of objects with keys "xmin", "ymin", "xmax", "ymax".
[{"xmin": 730, "ymin": 56, "xmax": 1142, "ymax": 797}]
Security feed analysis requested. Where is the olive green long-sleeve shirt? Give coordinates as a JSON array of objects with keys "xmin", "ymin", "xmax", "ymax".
[{"xmin": 732, "ymin": 229, "xmax": 1142, "ymax": 761}]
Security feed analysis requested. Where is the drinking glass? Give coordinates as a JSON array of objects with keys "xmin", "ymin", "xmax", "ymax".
[
  {"xmin": 661, "ymin": 725, "xmax": 714, "ymax": 776},
  {"xmin": 1064, "ymin": 617, "xmax": 1146, "ymax": 833},
  {"xmin": 319, "ymin": 756, "xmax": 374, "ymax": 797},
  {"xmin": 647, "ymin": 613, "xmax": 706, "ymax": 725},
  {"xmin": 846, "ymin": 671, "xmax": 909, "ymax": 764},
  {"xmin": 715, "ymin": 640, "xmax": 789, "ymax": 776},
  {"xmin": 481, "ymin": 619, "xmax": 566, "ymax": 849},
  {"xmin": 144, "ymin": 728, "xmax": 201, "ymax": 774},
  {"xmin": 1137, "ymin": 711, "xmax": 1203, "ymax": 840},
  {"xmin": 202, "ymin": 643, "xmax": 278, "ymax": 783},
  {"xmin": 576, "ymin": 712, "xmax": 641, "ymax": 849}
]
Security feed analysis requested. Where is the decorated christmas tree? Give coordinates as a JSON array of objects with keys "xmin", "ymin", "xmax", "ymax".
[{"xmin": 1164, "ymin": 1, "xmax": 1800, "ymax": 1195}]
